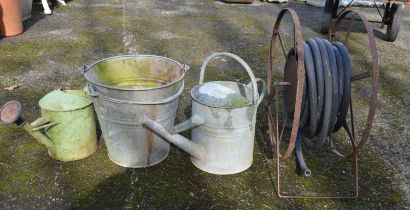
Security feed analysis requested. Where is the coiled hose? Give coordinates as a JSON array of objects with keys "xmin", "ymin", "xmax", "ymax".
[{"xmin": 286, "ymin": 38, "xmax": 352, "ymax": 176}]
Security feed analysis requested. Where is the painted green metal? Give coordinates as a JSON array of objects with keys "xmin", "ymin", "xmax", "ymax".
[
  {"xmin": 0, "ymin": 90, "xmax": 98, "ymax": 161},
  {"xmin": 33, "ymin": 90, "xmax": 98, "ymax": 161}
]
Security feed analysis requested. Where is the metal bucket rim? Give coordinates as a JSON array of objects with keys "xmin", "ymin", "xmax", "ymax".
[
  {"xmin": 190, "ymin": 81, "xmax": 256, "ymax": 109},
  {"xmin": 84, "ymin": 54, "xmax": 186, "ymax": 91},
  {"xmin": 91, "ymin": 82, "xmax": 185, "ymax": 105}
]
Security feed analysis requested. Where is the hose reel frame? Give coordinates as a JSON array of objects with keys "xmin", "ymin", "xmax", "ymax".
[{"xmin": 264, "ymin": 8, "xmax": 379, "ymax": 199}]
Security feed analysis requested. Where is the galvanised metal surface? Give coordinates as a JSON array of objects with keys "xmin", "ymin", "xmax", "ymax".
[
  {"xmin": 190, "ymin": 82, "xmax": 264, "ymax": 174},
  {"xmin": 83, "ymin": 55, "xmax": 187, "ymax": 168},
  {"xmin": 83, "ymin": 55, "xmax": 188, "ymax": 103},
  {"xmin": 0, "ymin": 90, "xmax": 98, "ymax": 162},
  {"xmin": 144, "ymin": 52, "xmax": 266, "ymax": 175}
]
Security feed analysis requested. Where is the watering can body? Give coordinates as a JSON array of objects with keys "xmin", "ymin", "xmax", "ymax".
[
  {"xmin": 189, "ymin": 82, "xmax": 259, "ymax": 174},
  {"xmin": 26, "ymin": 90, "xmax": 97, "ymax": 161},
  {"xmin": 144, "ymin": 52, "xmax": 266, "ymax": 175}
]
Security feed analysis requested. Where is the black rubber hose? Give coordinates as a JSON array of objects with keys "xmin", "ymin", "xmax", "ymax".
[
  {"xmin": 295, "ymin": 130, "xmax": 312, "ymax": 177},
  {"xmin": 311, "ymin": 37, "xmax": 333, "ymax": 149},
  {"xmin": 332, "ymin": 42, "xmax": 352, "ymax": 132},
  {"xmin": 333, "ymin": 45, "xmax": 344, "ymax": 116},
  {"xmin": 306, "ymin": 38, "xmax": 324, "ymax": 137},
  {"xmin": 303, "ymin": 43, "xmax": 318, "ymax": 137},
  {"xmin": 323, "ymin": 39, "xmax": 339, "ymax": 136},
  {"xmin": 290, "ymin": 38, "xmax": 352, "ymax": 176}
]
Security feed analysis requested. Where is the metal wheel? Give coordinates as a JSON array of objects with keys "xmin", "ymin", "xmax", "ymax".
[
  {"xmin": 266, "ymin": 8, "xmax": 305, "ymax": 160},
  {"xmin": 329, "ymin": 10, "xmax": 379, "ymax": 158}
]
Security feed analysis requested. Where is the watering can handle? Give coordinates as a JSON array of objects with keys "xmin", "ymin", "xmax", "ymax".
[
  {"xmin": 199, "ymin": 52, "xmax": 259, "ymax": 104},
  {"xmin": 248, "ymin": 78, "xmax": 267, "ymax": 107},
  {"xmin": 26, "ymin": 116, "xmax": 55, "ymax": 148},
  {"xmin": 31, "ymin": 116, "xmax": 58, "ymax": 132}
]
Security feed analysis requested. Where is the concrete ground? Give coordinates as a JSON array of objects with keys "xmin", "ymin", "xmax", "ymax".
[{"xmin": 0, "ymin": 0, "xmax": 409, "ymax": 209}]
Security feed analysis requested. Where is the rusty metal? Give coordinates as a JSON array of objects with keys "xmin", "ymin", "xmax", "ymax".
[
  {"xmin": 267, "ymin": 8, "xmax": 305, "ymax": 160},
  {"xmin": 0, "ymin": 101, "xmax": 21, "ymax": 124},
  {"xmin": 269, "ymin": 84, "xmax": 360, "ymax": 199},
  {"xmin": 283, "ymin": 53, "xmax": 299, "ymax": 113},
  {"xmin": 329, "ymin": 10, "xmax": 379, "ymax": 158},
  {"xmin": 264, "ymin": 8, "xmax": 379, "ymax": 199},
  {"xmin": 146, "ymin": 105, "xmax": 157, "ymax": 166}
]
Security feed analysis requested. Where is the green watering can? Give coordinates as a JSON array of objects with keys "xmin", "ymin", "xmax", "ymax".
[{"xmin": 0, "ymin": 90, "xmax": 98, "ymax": 161}]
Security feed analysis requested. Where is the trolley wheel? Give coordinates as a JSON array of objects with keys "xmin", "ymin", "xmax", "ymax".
[
  {"xmin": 321, "ymin": 0, "xmax": 334, "ymax": 33},
  {"xmin": 386, "ymin": 4, "xmax": 404, "ymax": 42}
]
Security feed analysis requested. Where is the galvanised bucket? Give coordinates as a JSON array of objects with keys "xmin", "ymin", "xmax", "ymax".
[
  {"xmin": 144, "ymin": 52, "xmax": 266, "ymax": 175},
  {"xmin": 82, "ymin": 55, "xmax": 188, "ymax": 168}
]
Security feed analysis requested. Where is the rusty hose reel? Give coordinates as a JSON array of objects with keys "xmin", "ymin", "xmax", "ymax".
[{"xmin": 265, "ymin": 8, "xmax": 379, "ymax": 198}]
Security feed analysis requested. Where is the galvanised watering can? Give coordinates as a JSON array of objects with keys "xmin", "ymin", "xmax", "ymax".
[
  {"xmin": 0, "ymin": 90, "xmax": 98, "ymax": 161},
  {"xmin": 144, "ymin": 52, "xmax": 266, "ymax": 175}
]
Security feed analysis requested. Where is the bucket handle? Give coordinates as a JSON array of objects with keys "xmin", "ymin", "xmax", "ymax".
[
  {"xmin": 80, "ymin": 65, "xmax": 89, "ymax": 74},
  {"xmin": 181, "ymin": 64, "xmax": 190, "ymax": 72},
  {"xmin": 199, "ymin": 52, "xmax": 259, "ymax": 104},
  {"xmin": 87, "ymin": 82, "xmax": 185, "ymax": 105},
  {"xmin": 86, "ymin": 83, "xmax": 98, "ymax": 97},
  {"xmin": 248, "ymin": 78, "xmax": 266, "ymax": 107}
]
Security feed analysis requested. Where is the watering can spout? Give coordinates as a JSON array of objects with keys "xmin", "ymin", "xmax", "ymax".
[
  {"xmin": 0, "ymin": 101, "xmax": 54, "ymax": 148},
  {"xmin": 143, "ymin": 119, "xmax": 206, "ymax": 160}
]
